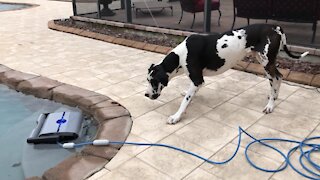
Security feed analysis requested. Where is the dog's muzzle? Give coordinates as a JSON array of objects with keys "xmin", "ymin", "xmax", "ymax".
[{"xmin": 145, "ymin": 93, "xmax": 159, "ymax": 100}]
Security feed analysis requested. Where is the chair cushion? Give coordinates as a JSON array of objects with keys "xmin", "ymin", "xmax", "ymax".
[
  {"xmin": 235, "ymin": 0, "xmax": 271, "ymax": 19},
  {"xmin": 195, "ymin": 0, "xmax": 220, "ymax": 12}
]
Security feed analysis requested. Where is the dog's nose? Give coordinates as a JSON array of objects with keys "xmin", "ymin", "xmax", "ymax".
[
  {"xmin": 145, "ymin": 93, "xmax": 150, "ymax": 97},
  {"xmin": 151, "ymin": 94, "xmax": 159, "ymax": 99}
]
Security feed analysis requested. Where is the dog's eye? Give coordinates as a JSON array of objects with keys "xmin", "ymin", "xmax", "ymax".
[{"xmin": 151, "ymin": 80, "xmax": 158, "ymax": 88}]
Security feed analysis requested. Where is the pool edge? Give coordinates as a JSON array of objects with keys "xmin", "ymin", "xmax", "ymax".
[{"xmin": 0, "ymin": 64, "xmax": 133, "ymax": 180}]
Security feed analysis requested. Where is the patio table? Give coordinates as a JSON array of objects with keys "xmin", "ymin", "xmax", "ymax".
[{"xmin": 132, "ymin": 2, "xmax": 173, "ymax": 16}]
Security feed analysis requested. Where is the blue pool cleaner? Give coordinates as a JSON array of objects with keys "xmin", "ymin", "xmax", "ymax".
[
  {"xmin": 27, "ymin": 112, "xmax": 83, "ymax": 144},
  {"xmin": 58, "ymin": 127, "xmax": 320, "ymax": 180}
]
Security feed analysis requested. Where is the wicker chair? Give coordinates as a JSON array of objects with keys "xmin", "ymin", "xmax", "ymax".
[{"xmin": 178, "ymin": 0, "xmax": 221, "ymax": 29}]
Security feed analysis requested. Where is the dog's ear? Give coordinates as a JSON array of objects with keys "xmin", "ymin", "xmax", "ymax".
[{"xmin": 148, "ymin": 64, "xmax": 155, "ymax": 72}]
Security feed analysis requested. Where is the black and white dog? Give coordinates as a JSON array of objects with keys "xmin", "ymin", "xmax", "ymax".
[{"xmin": 145, "ymin": 24, "xmax": 308, "ymax": 124}]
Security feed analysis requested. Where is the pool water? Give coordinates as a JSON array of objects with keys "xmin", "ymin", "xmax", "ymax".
[
  {"xmin": 0, "ymin": 84, "xmax": 96, "ymax": 179},
  {"xmin": 0, "ymin": 3, "xmax": 30, "ymax": 12}
]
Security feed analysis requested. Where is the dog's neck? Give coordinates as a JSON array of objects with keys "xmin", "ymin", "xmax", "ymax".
[{"xmin": 159, "ymin": 52, "xmax": 183, "ymax": 81}]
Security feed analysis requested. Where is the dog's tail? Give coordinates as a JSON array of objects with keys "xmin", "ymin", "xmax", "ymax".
[{"xmin": 276, "ymin": 26, "xmax": 309, "ymax": 59}]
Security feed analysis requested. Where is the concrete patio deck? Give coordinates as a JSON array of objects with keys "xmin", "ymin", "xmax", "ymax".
[{"xmin": 1, "ymin": 0, "xmax": 320, "ymax": 179}]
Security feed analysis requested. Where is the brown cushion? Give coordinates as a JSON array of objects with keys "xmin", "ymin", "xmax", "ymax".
[{"xmin": 195, "ymin": 0, "xmax": 220, "ymax": 12}]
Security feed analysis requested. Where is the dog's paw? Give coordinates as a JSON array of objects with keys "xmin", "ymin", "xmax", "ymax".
[
  {"xmin": 263, "ymin": 104, "xmax": 274, "ymax": 114},
  {"xmin": 167, "ymin": 115, "xmax": 181, "ymax": 125}
]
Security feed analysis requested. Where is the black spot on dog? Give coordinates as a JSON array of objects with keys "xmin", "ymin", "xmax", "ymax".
[
  {"xmin": 224, "ymin": 39, "xmax": 228, "ymax": 42},
  {"xmin": 225, "ymin": 31, "xmax": 235, "ymax": 36},
  {"xmin": 186, "ymin": 95, "xmax": 191, "ymax": 101},
  {"xmin": 269, "ymin": 78, "xmax": 273, "ymax": 82},
  {"xmin": 162, "ymin": 52, "xmax": 180, "ymax": 74},
  {"xmin": 184, "ymin": 34, "xmax": 225, "ymax": 74},
  {"xmin": 184, "ymin": 35, "xmax": 223, "ymax": 85},
  {"xmin": 276, "ymin": 76, "xmax": 279, "ymax": 81},
  {"xmin": 222, "ymin": 44, "xmax": 228, "ymax": 48},
  {"xmin": 273, "ymin": 97, "xmax": 276, "ymax": 101},
  {"xmin": 238, "ymin": 36, "xmax": 242, "ymax": 39}
]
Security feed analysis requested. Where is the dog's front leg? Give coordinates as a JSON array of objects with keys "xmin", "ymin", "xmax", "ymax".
[{"xmin": 167, "ymin": 83, "xmax": 200, "ymax": 124}]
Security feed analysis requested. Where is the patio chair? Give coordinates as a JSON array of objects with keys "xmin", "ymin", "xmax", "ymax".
[{"xmin": 178, "ymin": 0, "xmax": 221, "ymax": 29}]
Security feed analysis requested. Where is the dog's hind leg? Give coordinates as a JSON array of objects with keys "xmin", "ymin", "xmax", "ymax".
[
  {"xmin": 255, "ymin": 35, "xmax": 282, "ymax": 114},
  {"xmin": 167, "ymin": 82, "xmax": 200, "ymax": 124},
  {"xmin": 262, "ymin": 63, "xmax": 282, "ymax": 113},
  {"xmin": 256, "ymin": 61, "xmax": 282, "ymax": 113}
]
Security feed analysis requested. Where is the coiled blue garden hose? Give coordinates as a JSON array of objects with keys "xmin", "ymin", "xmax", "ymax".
[{"xmin": 59, "ymin": 127, "xmax": 320, "ymax": 179}]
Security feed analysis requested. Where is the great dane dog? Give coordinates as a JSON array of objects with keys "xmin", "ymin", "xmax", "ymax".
[{"xmin": 145, "ymin": 24, "xmax": 308, "ymax": 124}]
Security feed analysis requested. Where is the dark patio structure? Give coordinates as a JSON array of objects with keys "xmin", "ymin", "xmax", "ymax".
[{"xmin": 72, "ymin": 0, "xmax": 320, "ymax": 48}]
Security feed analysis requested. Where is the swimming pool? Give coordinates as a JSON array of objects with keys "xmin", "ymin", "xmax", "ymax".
[
  {"xmin": 0, "ymin": 3, "xmax": 31, "ymax": 12},
  {"xmin": 0, "ymin": 84, "xmax": 96, "ymax": 179}
]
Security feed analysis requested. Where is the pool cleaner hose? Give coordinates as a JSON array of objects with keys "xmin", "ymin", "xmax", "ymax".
[{"xmin": 58, "ymin": 127, "xmax": 320, "ymax": 179}]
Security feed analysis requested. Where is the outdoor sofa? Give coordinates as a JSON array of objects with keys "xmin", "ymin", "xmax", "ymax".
[{"xmin": 232, "ymin": 0, "xmax": 320, "ymax": 43}]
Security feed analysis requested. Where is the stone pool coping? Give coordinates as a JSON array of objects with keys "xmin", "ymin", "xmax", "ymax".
[
  {"xmin": 48, "ymin": 18, "xmax": 320, "ymax": 88},
  {"xmin": 0, "ymin": 65, "xmax": 132, "ymax": 180}
]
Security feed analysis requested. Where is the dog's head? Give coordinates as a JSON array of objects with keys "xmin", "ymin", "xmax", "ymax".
[{"xmin": 145, "ymin": 63, "xmax": 168, "ymax": 100}]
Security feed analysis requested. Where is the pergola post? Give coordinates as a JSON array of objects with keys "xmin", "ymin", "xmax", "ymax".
[
  {"xmin": 72, "ymin": 0, "xmax": 77, "ymax": 16},
  {"xmin": 125, "ymin": 0, "xmax": 132, "ymax": 23},
  {"xmin": 204, "ymin": 0, "xmax": 211, "ymax": 32}
]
